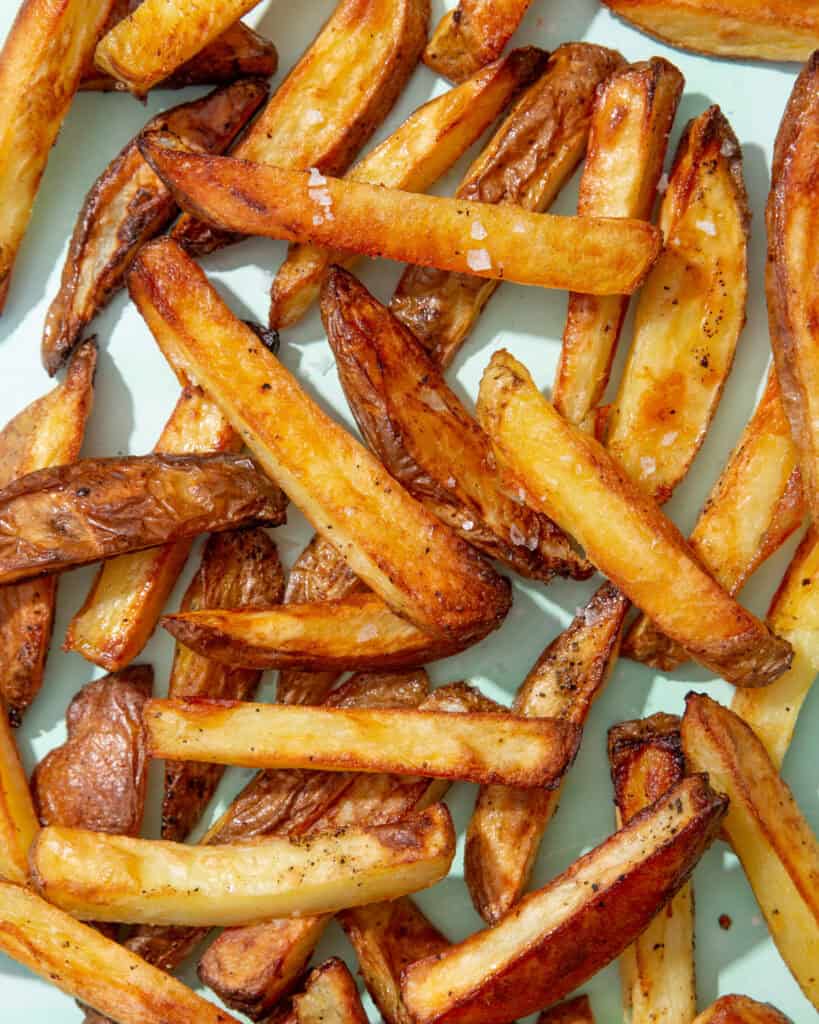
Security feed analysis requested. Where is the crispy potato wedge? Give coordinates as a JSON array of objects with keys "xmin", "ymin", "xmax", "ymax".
[
  {"xmin": 538, "ymin": 996, "xmax": 596, "ymax": 1024},
  {"xmin": 322, "ymin": 267, "xmax": 590, "ymax": 582},
  {"xmin": 477, "ymin": 350, "xmax": 792, "ymax": 687},
  {"xmin": 0, "ymin": 341, "xmax": 96, "ymax": 723},
  {"xmin": 0, "ymin": 705, "xmax": 38, "ymax": 883},
  {"xmin": 291, "ymin": 958, "xmax": 368, "ymax": 1024},
  {"xmin": 42, "ymin": 80, "xmax": 268, "ymax": 376},
  {"xmin": 172, "ymin": 0, "xmax": 429, "ymax": 254},
  {"xmin": 423, "ymin": 0, "xmax": 532, "ymax": 82},
  {"xmin": 31, "ymin": 804, "xmax": 455, "ymax": 927},
  {"xmin": 391, "ymin": 43, "xmax": 624, "ymax": 368},
  {"xmin": 554, "ymin": 59, "xmax": 684, "ymax": 429},
  {"xmin": 129, "ymin": 239, "xmax": 510, "ymax": 642},
  {"xmin": 682, "ymin": 693, "xmax": 819, "ymax": 1006},
  {"xmin": 269, "ymin": 47, "xmax": 547, "ymax": 328},
  {"xmin": 608, "ymin": 715, "xmax": 696, "ymax": 1024},
  {"xmin": 602, "ymin": 0, "xmax": 819, "ymax": 63},
  {"xmin": 161, "ymin": 529, "xmax": 284, "ymax": 842},
  {"xmin": 606, "ymin": 106, "xmax": 749, "ymax": 500},
  {"xmin": 0, "ymin": 0, "xmax": 117, "ymax": 310},
  {"xmin": 691, "ymin": 995, "xmax": 792, "ymax": 1024},
  {"xmin": 0, "ymin": 452, "xmax": 284, "ymax": 586},
  {"xmin": 401, "ymin": 776, "xmax": 726, "ymax": 1024}
]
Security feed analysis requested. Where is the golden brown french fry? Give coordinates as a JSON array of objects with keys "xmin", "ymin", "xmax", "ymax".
[
  {"xmin": 0, "ymin": 341, "xmax": 96, "ymax": 722},
  {"xmin": 691, "ymin": 995, "xmax": 792, "ymax": 1024},
  {"xmin": 423, "ymin": 0, "xmax": 532, "ymax": 82},
  {"xmin": 538, "ymin": 996, "xmax": 596, "ymax": 1024},
  {"xmin": 292, "ymin": 958, "xmax": 368, "ymax": 1024},
  {"xmin": 0, "ymin": 705, "xmax": 38, "ymax": 883},
  {"xmin": 602, "ymin": 0, "xmax": 819, "ymax": 63},
  {"xmin": 269, "ymin": 46, "xmax": 547, "ymax": 328},
  {"xmin": 477, "ymin": 350, "xmax": 792, "ymax": 688},
  {"xmin": 682, "ymin": 693, "xmax": 819, "ymax": 1007},
  {"xmin": 401, "ymin": 776, "xmax": 727, "ymax": 1024},
  {"xmin": 554, "ymin": 58, "xmax": 684, "ymax": 429},
  {"xmin": 391, "ymin": 42, "xmax": 624, "ymax": 368},
  {"xmin": 608, "ymin": 715, "xmax": 696, "ymax": 1024},
  {"xmin": 172, "ymin": 0, "xmax": 429, "ymax": 254},
  {"xmin": 31, "ymin": 804, "xmax": 455, "ymax": 927},
  {"xmin": 128, "ymin": 238, "xmax": 511, "ymax": 643}
]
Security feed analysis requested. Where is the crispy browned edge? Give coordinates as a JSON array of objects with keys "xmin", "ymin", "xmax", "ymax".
[
  {"xmin": 692, "ymin": 994, "xmax": 793, "ymax": 1023},
  {"xmin": 608, "ymin": 713, "xmax": 685, "ymax": 819},
  {"xmin": 423, "ymin": 0, "xmax": 533, "ymax": 83},
  {"xmin": 537, "ymin": 995, "xmax": 596, "ymax": 1024}
]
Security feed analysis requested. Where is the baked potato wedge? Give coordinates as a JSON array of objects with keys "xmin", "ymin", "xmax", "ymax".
[
  {"xmin": 269, "ymin": 47, "xmax": 547, "ymax": 329},
  {"xmin": 0, "ymin": 452, "xmax": 284, "ymax": 586},
  {"xmin": 391, "ymin": 42, "xmax": 624, "ymax": 368},
  {"xmin": 0, "ymin": 705, "xmax": 38, "ymax": 883},
  {"xmin": 291, "ymin": 959, "xmax": 367, "ymax": 1024},
  {"xmin": 129, "ymin": 238, "xmax": 511, "ymax": 643},
  {"xmin": 401, "ymin": 776, "xmax": 727, "ymax": 1024},
  {"xmin": 554, "ymin": 59, "xmax": 684, "ymax": 429},
  {"xmin": 31, "ymin": 804, "xmax": 455, "ymax": 927},
  {"xmin": 161, "ymin": 529, "xmax": 285, "ymax": 842},
  {"xmin": 423, "ymin": 0, "xmax": 532, "ymax": 82},
  {"xmin": 538, "ymin": 996, "xmax": 596, "ymax": 1024},
  {"xmin": 172, "ymin": 0, "xmax": 429, "ymax": 254},
  {"xmin": 602, "ymin": 0, "xmax": 819, "ymax": 63},
  {"xmin": 477, "ymin": 350, "xmax": 792, "ymax": 688},
  {"xmin": 0, "ymin": 341, "xmax": 96, "ymax": 723},
  {"xmin": 691, "ymin": 995, "xmax": 792, "ymax": 1024}
]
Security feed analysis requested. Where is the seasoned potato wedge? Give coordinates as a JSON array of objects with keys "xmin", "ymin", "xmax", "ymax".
[
  {"xmin": 682, "ymin": 693, "xmax": 819, "ymax": 1006},
  {"xmin": 291, "ymin": 958, "xmax": 368, "ymax": 1024},
  {"xmin": 0, "ymin": 706, "xmax": 38, "ymax": 883},
  {"xmin": 161, "ymin": 529, "xmax": 285, "ymax": 842},
  {"xmin": 554, "ymin": 58, "xmax": 684, "ymax": 429},
  {"xmin": 391, "ymin": 43, "xmax": 624, "ymax": 368},
  {"xmin": 0, "ymin": 453, "xmax": 284, "ymax": 586},
  {"xmin": 424, "ymin": 0, "xmax": 532, "ymax": 82},
  {"xmin": 0, "ymin": 341, "xmax": 96, "ymax": 722},
  {"xmin": 477, "ymin": 350, "xmax": 792, "ymax": 688},
  {"xmin": 322, "ymin": 268, "xmax": 589, "ymax": 581},
  {"xmin": 31, "ymin": 804, "xmax": 455, "ymax": 927},
  {"xmin": 42, "ymin": 79, "xmax": 268, "ymax": 376},
  {"xmin": 603, "ymin": 0, "xmax": 819, "ymax": 63},
  {"xmin": 269, "ymin": 47, "xmax": 547, "ymax": 328},
  {"xmin": 129, "ymin": 239, "xmax": 511, "ymax": 642},
  {"xmin": 692, "ymin": 995, "xmax": 792, "ymax": 1024},
  {"xmin": 401, "ymin": 776, "xmax": 726, "ymax": 1024},
  {"xmin": 172, "ymin": 0, "xmax": 429, "ymax": 254},
  {"xmin": 538, "ymin": 996, "xmax": 596, "ymax": 1024},
  {"xmin": 0, "ymin": 0, "xmax": 117, "ymax": 310}
]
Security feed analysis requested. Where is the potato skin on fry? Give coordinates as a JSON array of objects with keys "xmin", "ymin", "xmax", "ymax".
[
  {"xmin": 537, "ymin": 995, "xmax": 596, "ymax": 1024},
  {"xmin": 692, "ymin": 995, "xmax": 792, "ymax": 1024},
  {"xmin": 423, "ymin": 0, "xmax": 533, "ymax": 82}
]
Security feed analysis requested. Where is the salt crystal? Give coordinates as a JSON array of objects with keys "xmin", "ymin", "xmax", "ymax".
[
  {"xmin": 357, "ymin": 623, "xmax": 378, "ymax": 642},
  {"xmin": 471, "ymin": 220, "xmax": 488, "ymax": 240},
  {"xmin": 312, "ymin": 214, "xmax": 324, "ymax": 226},
  {"xmin": 640, "ymin": 456, "xmax": 656, "ymax": 475},
  {"xmin": 462, "ymin": 520, "xmax": 474, "ymax": 531},
  {"xmin": 657, "ymin": 172, "xmax": 669, "ymax": 194},
  {"xmin": 446, "ymin": 476, "xmax": 456, "ymax": 488},
  {"xmin": 467, "ymin": 248, "xmax": 491, "ymax": 272},
  {"xmin": 696, "ymin": 219, "xmax": 717, "ymax": 237},
  {"xmin": 661, "ymin": 431, "xmax": 678, "ymax": 447},
  {"xmin": 308, "ymin": 167, "xmax": 326, "ymax": 186},
  {"xmin": 513, "ymin": 221, "xmax": 527, "ymax": 234},
  {"xmin": 509, "ymin": 524, "xmax": 525, "ymax": 547},
  {"xmin": 720, "ymin": 138, "xmax": 736, "ymax": 158},
  {"xmin": 305, "ymin": 109, "xmax": 325, "ymax": 126}
]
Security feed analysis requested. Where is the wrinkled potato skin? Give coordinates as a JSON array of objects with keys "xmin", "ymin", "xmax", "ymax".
[{"xmin": 423, "ymin": 0, "xmax": 533, "ymax": 82}]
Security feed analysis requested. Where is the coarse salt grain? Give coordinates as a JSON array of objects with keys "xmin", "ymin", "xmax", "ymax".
[
  {"xmin": 720, "ymin": 138, "xmax": 736, "ymax": 158},
  {"xmin": 696, "ymin": 219, "xmax": 717, "ymax": 237},
  {"xmin": 657, "ymin": 172, "xmax": 669, "ymax": 194},
  {"xmin": 661, "ymin": 431, "xmax": 678, "ymax": 447},
  {"xmin": 509, "ymin": 524, "xmax": 526, "ymax": 547},
  {"xmin": 471, "ymin": 220, "xmax": 487, "ymax": 240},
  {"xmin": 462, "ymin": 520, "xmax": 475, "ymax": 531},
  {"xmin": 640, "ymin": 456, "xmax": 656, "ymax": 475},
  {"xmin": 467, "ymin": 248, "xmax": 492, "ymax": 272},
  {"xmin": 305, "ymin": 109, "xmax": 325, "ymax": 126},
  {"xmin": 308, "ymin": 166, "xmax": 327, "ymax": 186},
  {"xmin": 446, "ymin": 476, "xmax": 456, "ymax": 488},
  {"xmin": 513, "ymin": 221, "xmax": 527, "ymax": 234}
]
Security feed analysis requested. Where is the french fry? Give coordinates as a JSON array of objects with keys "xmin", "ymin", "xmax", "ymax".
[
  {"xmin": 691, "ymin": 995, "xmax": 792, "ymax": 1023},
  {"xmin": 128, "ymin": 238, "xmax": 511, "ymax": 643},
  {"xmin": 31, "ymin": 804, "xmax": 455, "ymax": 927},
  {"xmin": 477, "ymin": 350, "xmax": 792, "ymax": 688},
  {"xmin": 602, "ymin": 0, "xmax": 819, "ymax": 64},
  {"xmin": 172, "ymin": 0, "xmax": 429, "ymax": 254},
  {"xmin": 269, "ymin": 47, "xmax": 548, "ymax": 328},
  {"xmin": 608, "ymin": 715, "xmax": 696, "ymax": 1024},
  {"xmin": 553, "ymin": 58, "xmax": 684, "ymax": 429},
  {"xmin": 0, "ymin": 341, "xmax": 96, "ymax": 722},
  {"xmin": 423, "ymin": 0, "xmax": 533, "ymax": 82},
  {"xmin": 0, "ymin": 705, "xmax": 38, "ymax": 883},
  {"xmin": 391, "ymin": 43, "xmax": 624, "ymax": 368},
  {"xmin": 681, "ymin": 693, "xmax": 819, "ymax": 1007},
  {"xmin": 538, "ymin": 996, "xmax": 596, "ymax": 1024},
  {"xmin": 401, "ymin": 776, "xmax": 727, "ymax": 1024},
  {"xmin": 291, "ymin": 958, "xmax": 368, "ymax": 1024}
]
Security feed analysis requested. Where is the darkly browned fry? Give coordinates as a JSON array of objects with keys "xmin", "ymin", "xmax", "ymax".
[
  {"xmin": 0, "ymin": 341, "xmax": 96, "ymax": 724},
  {"xmin": 161, "ymin": 529, "xmax": 284, "ymax": 843},
  {"xmin": 423, "ymin": 0, "xmax": 533, "ymax": 82},
  {"xmin": 401, "ymin": 776, "xmax": 727, "ymax": 1024},
  {"xmin": 391, "ymin": 42, "xmax": 625, "ymax": 369},
  {"xmin": 41, "ymin": 79, "xmax": 268, "ymax": 376},
  {"xmin": 692, "ymin": 995, "xmax": 793, "ymax": 1024},
  {"xmin": 537, "ymin": 995, "xmax": 596, "ymax": 1024},
  {"xmin": 0, "ymin": 453, "xmax": 285, "ymax": 586},
  {"xmin": 322, "ymin": 268, "xmax": 590, "ymax": 582},
  {"xmin": 0, "ymin": 700, "xmax": 39, "ymax": 883}
]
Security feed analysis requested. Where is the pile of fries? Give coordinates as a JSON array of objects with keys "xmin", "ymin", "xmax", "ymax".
[{"xmin": 0, "ymin": 1, "xmax": 818, "ymax": 1023}]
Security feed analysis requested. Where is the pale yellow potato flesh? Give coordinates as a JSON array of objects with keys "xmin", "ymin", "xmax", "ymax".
[
  {"xmin": 423, "ymin": 0, "xmax": 533, "ymax": 82},
  {"xmin": 293, "ymin": 959, "xmax": 368, "ymax": 1024},
  {"xmin": 0, "ymin": 710, "xmax": 38, "ymax": 883}
]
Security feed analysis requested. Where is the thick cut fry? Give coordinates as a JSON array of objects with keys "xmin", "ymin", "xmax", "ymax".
[
  {"xmin": 42, "ymin": 80, "xmax": 268, "ymax": 376},
  {"xmin": 0, "ymin": 341, "xmax": 96, "ymax": 722},
  {"xmin": 682, "ymin": 693, "xmax": 819, "ymax": 1007},
  {"xmin": 269, "ymin": 47, "xmax": 547, "ymax": 328},
  {"xmin": 538, "ymin": 996, "xmax": 596, "ymax": 1024},
  {"xmin": 401, "ymin": 776, "xmax": 726, "ymax": 1024},
  {"xmin": 142, "ymin": 136, "xmax": 659, "ymax": 296},
  {"xmin": 477, "ymin": 350, "xmax": 792, "ymax": 688},
  {"xmin": 691, "ymin": 996, "xmax": 792, "ymax": 1024},
  {"xmin": 0, "ymin": 0, "xmax": 117, "ymax": 310},
  {"xmin": 391, "ymin": 43, "xmax": 624, "ymax": 368},
  {"xmin": 31, "ymin": 804, "xmax": 455, "ymax": 927},
  {"xmin": 172, "ymin": 0, "xmax": 429, "ymax": 254},
  {"xmin": 424, "ymin": 0, "xmax": 532, "ymax": 82},
  {"xmin": 602, "ymin": 0, "xmax": 819, "ymax": 63},
  {"xmin": 129, "ymin": 239, "xmax": 510, "ymax": 642},
  {"xmin": 322, "ymin": 267, "xmax": 590, "ymax": 582},
  {"xmin": 161, "ymin": 529, "xmax": 284, "ymax": 842},
  {"xmin": 291, "ymin": 959, "xmax": 368, "ymax": 1024},
  {"xmin": 554, "ymin": 59, "xmax": 684, "ymax": 429},
  {"xmin": 609, "ymin": 715, "xmax": 696, "ymax": 1024},
  {"xmin": 0, "ymin": 706, "xmax": 38, "ymax": 884},
  {"xmin": 0, "ymin": 452, "xmax": 284, "ymax": 586}
]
